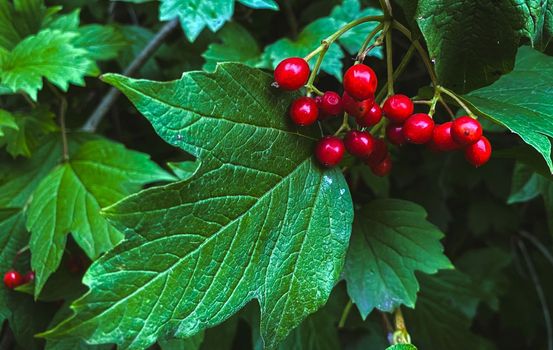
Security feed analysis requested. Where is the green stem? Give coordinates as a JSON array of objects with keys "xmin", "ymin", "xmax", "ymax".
[
  {"xmin": 375, "ymin": 43, "xmax": 416, "ymax": 103},
  {"xmin": 428, "ymin": 89, "xmax": 440, "ymax": 116},
  {"xmin": 392, "ymin": 20, "xmax": 438, "ymax": 86},
  {"xmin": 306, "ymin": 45, "xmax": 328, "ymax": 93},
  {"xmin": 305, "ymin": 15, "xmax": 386, "ymax": 62},
  {"xmin": 338, "ymin": 300, "xmax": 353, "ymax": 328},
  {"xmin": 385, "ymin": 27, "xmax": 394, "ymax": 96},
  {"xmin": 356, "ymin": 22, "xmax": 385, "ymax": 62},
  {"xmin": 437, "ymin": 86, "xmax": 476, "ymax": 118},
  {"xmin": 47, "ymin": 83, "xmax": 69, "ymax": 161},
  {"xmin": 334, "ymin": 113, "xmax": 351, "ymax": 135}
]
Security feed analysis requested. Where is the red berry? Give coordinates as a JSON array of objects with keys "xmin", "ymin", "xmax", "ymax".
[
  {"xmin": 274, "ymin": 57, "xmax": 310, "ymax": 91},
  {"xmin": 23, "ymin": 271, "xmax": 35, "ymax": 284},
  {"xmin": 364, "ymin": 138, "xmax": 388, "ymax": 166},
  {"xmin": 429, "ymin": 122, "xmax": 461, "ymax": 152},
  {"xmin": 403, "ymin": 113, "xmax": 435, "ymax": 144},
  {"xmin": 342, "ymin": 92, "xmax": 374, "ymax": 118},
  {"xmin": 451, "ymin": 116, "xmax": 482, "ymax": 145},
  {"xmin": 370, "ymin": 154, "xmax": 392, "ymax": 176},
  {"xmin": 383, "ymin": 94, "xmax": 414, "ymax": 123},
  {"xmin": 315, "ymin": 136, "xmax": 345, "ymax": 167},
  {"xmin": 290, "ymin": 97, "xmax": 318, "ymax": 126},
  {"xmin": 343, "ymin": 64, "xmax": 378, "ymax": 101},
  {"xmin": 344, "ymin": 131, "xmax": 374, "ymax": 157},
  {"xmin": 3, "ymin": 270, "xmax": 22, "ymax": 289},
  {"xmin": 386, "ymin": 124, "xmax": 406, "ymax": 146},
  {"xmin": 357, "ymin": 103, "xmax": 382, "ymax": 127},
  {"xmin": 465, "ymin": 136, "xmax": 492, "ymax": 167},
  {"xmin": 319, "ymin": 91, "xmax": 343, "ymax": 116}
]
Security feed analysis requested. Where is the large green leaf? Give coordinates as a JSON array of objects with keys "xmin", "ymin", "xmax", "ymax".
[
  {"xmin": 413, "ymin": 0, "xmax": 553, "ymax": 92},
  {"xmin": 44, "ymin": 63, "xmax": 353, "ymax": 349},
  {"xmin": 344, "ymin": 199, "xmax": 452, "ymax": 318},
  {"xmin": 27, "ymin": 139, "xmax": 174, "ymax": 296},
  {"xmin": 159, "ymin": 0, "xmax": 278, "ymax": 42},
  {"xmin": 0, "ymin": 108, "xmax": 18, "ymax": 136},
  {"xmin": 0, "ymin": 29, "xmax": 98, "ymax": 100},
  {"xmin": 405, "ymin": 271, "xmax": 493, "ymax": 350},
  {"xmin": 73, "ymin": 24, "xmax": 128, "ymax": 60},
  {"xmin": 461, "ymin": 47, "xmax": 553, "ymax": 172}
]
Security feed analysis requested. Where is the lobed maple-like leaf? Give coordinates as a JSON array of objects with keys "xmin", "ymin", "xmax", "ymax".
[{"xmin": 43, "ymin": 63, "xmax": 353, "ymax": 349}]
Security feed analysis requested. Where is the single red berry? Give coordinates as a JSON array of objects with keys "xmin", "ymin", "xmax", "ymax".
[
  {"xmin": 343, "ymin": 64, "xmax": 378, "ymax": 101},
  {"xmin": 357, "ymin": 103, "xmax": 382, "ymax": 127},
  {"xmin": 344, "ymin": 130, "xmax": 374, "ymax": 158},
  {"xmin": 403, "ymin": 113, "xmax": 435, "ymax": 144},
  {"xmin": 465, "ymin": 136, "xmax": 492, "ymax": 167},
  {"xmin": 386, "ymin": 124, "xmax": 406, "ymax": 146},
  {"xmin": 429, "ymin": 122, "xmax": 461, "ymax": 152},
  {"xmin": 274, "ymin": 57, "xmax": 310, "ymax": 91},
  {"xmin": 364, "ymin": 138, "xmax": 388, "ymax": 166},
  {"xmin": 23, "ymin": 271, "xmax": 35, "ymax": 284},
  {"xmin": 383, "ymin": 94, "xmax": 414, "ymax": 123},
  {"xmin": 451, "ymin": 116, "xmax": 483, "ymax": 145},
  {"xmin": 290, "ymin": 97, "xmax": 318, "ymax": 126},
  {"xmin": 3, "ymin": 270, "xmax": 22, "ymax": 289},
  {"xmin": 319, "ymin": 91, "xmax": 343, "ymax": 116},
  {"xmin": 342, "ymin": 92, "xmax": 374, "ymax": 118},
  {"xmin": 315, "ymin": 136, "xmax": 345, "ymax": 167},
  {"xmin": 370, "ymin": 154, "xmax": 392, "ymax": 176}
]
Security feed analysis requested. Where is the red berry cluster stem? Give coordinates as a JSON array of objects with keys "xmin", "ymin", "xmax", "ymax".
[{"xmin": 3, "ymin": 269, "xmax": 34, "ymax": 289}]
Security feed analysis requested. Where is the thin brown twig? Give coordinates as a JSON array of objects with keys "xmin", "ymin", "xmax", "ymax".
[{"xmin": 81, "ymin": 19, "xmax": 179, "ymax": 132}]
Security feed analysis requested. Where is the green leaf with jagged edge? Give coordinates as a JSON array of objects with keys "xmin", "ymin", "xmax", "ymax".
[
  {"xmin": 330, "ymin": 0, "xmax": 383, "ymax": 59},
  {"xmin": 42, "ymin": 63, "xmax": 353, "ymax": 349},
  {"xmin": 459, "ymin": 47, "xmax": 553, "ymax": 173},
  {"xmin": 344, "ymin": 199, "xmax": 452, "ymax": 318},
  {"xmin": 73, "ymin": 25, "xmax": 129, "ymax": 60},
  {"xmin": 386, "ymin": 345, "xmax": 417, "ymax": 350},
  {"xmin": 0, "ymin": 109, "xmax": 18, "ymax": 137},
  {"xmin": 405, "ymin": 270, "xmax": 494, "ymax": 350},
  {"xmin": 0, "ymin": 107, "xmax": 57, "ymax": 157},
  {"xmin": 412, "ymin": 0, "xmax": 553, "ymax": 92},
  {"xmin": 202, "ymin": 22, "xmax": 266, "ymax": 72},
  {"xmin": 26, "ymin": 139, "xmax": 175, "ymax": 296},
  {"xmin": 263, "ymin": 17, "xmax": 344, "ymax": 81},
  {"xmin": 0, "ymin": 0, "xmax": 51, "ymax": 50},
  {"xmin": 159, "ymin": 0, "xmax": 278, "ymax": 42},
  {"xmin": 0, "ymin": 29, "xmax": 98, "ymax": 100},
  {"xmin": 0, "ymin": 133, "xmax": 95, "ymax": 207}
]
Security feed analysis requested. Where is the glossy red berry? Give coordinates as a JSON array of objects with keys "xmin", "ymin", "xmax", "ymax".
[
  {"xmin": 290, "ymin": 97, "xmax": 318, "ymax": 126},
  {"xmin": 319, "ymin": 91, "xmax": 343, "ymax": 116},
  {"xmin": 344, "ymin": 131, "xmax": 374, "ymax": 158},
  {"xmin": 343, "ymin": 64, "xmax": 378, "ymax": 101},
  {"xmin": 429, "ymin": 122, "xmax": 461, "ymax": 152},
  {"xmin": 465, "ymin": 136, "xmax": 492, "ymax": 167},
  {"xmin": 386, "ymin": 124, "xmax": 406, "ymax": 146},
  {"xmin": 274, "ymin": 57, "xmax": 310, "ymax": 91},
  {"xmin": 370, "ymin": 154, "xmax": 392, "ymax": 176},
  {"xmin": 23, "ymin": 271, "xmax": 35, "ymax": 284},
  {"xmin": 3, "ymin": 270, "xmax": 22, "ymax": 289},
  {"xmin": 403, "ymin": 113, "xmax": 435, "ymax": 144},
  {"xmin": 342, "ymin": 92, "xmax": 374, "ymax": 118},
  {"xmin": 357, "ymin": 103, "xmax": 382, "ymax": 127},
  {"xmin": 451, "ymin": 116, "xmax": 482, "ymax": 145},
  {"xmin": 365, "ymin": 138, "xmax": 388, "ymax": 166},
  {"xmin": 315, "ymin": 136, "xmax": 345, "ymax": 167},
  {"xmin": 383, "ymin": 94, "xmax": 414, "ymax": 123}
]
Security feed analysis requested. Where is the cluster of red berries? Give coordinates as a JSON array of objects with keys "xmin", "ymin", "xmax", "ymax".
[
  {"xmin": 3, "ymin": 269, "xmax": 34, "ymax": 289},
  {"xmin": 273, "ymin": 57, "xmax": 492, "ymax": 175},
  {"xmin": 381, "ymin": 95, "xmax": 491, "ymax": 167}
]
